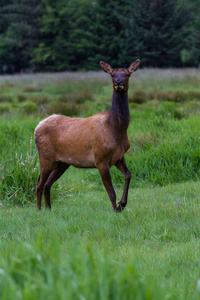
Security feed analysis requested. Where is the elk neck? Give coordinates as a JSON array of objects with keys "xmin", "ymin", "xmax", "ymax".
[{"xmin": 109, "ymin": 89, "xmax": 130, "ymax": 131}]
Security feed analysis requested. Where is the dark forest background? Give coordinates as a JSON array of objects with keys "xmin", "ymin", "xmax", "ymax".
[{"xmin": 0, "ymin": 0, "xmax": 200, "ymax": 73}]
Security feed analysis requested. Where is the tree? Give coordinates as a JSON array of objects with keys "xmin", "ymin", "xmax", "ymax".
[
  {"xmin": 0, "ymin": 0, "xmax": 42, "ymax": 73},
  {"xmin": 33, "ymin": 0, "xmax": 122, "ymax": 71},
  {"xmin": 116, "ymin": 0, "xmax": 191, "ymax": 67},
  {"xmin": 33, "ymin": 0, "xmax": 99, "ymax": 71},
  {"xmin": 85, "ymin": 0, "xmax": 122, "ymax": 69},
  {"xmin": 0, "ymin": 0, "xmax": 199, "ymax": 72},
  {"xmin": 179, "ymin": 0, "xmax": 200, "ymax": 66}
]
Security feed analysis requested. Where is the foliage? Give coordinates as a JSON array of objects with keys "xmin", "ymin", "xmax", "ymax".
[
  {"xmin": 117, "ymin": 0, "xmax": 191, "ymax": 67},
  {"xmin": 0, "ymin": 0, "xmax": 42, "ymax": 73},
  {"xmin": 0, "ymin": 117, "xmax": 39, "ymax": 204},
  {"xmin": 0, "ymin": 0, "xmax": 199, "ymax": 73}
]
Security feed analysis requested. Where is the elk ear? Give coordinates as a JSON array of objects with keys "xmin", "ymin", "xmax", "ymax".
[
  {"xmin": 100, "ymin": 61, "xmax": 113, "ymax": 74},
  {"xmin": 128, "ymin": 59, "xmax": 140, "ymax": 74}
]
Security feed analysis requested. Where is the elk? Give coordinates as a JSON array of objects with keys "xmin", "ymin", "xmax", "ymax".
[{"xmin": 34, "ymin": 59, "xmax": 140, "ymax": 212}]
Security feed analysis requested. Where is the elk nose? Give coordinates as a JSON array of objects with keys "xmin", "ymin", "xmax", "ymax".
[{"xmin": 115, "ymin": 79, "xmax": 122, "ymax": 86}]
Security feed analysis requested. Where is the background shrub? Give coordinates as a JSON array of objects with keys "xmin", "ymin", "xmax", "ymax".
[
  {"xmin": 0, "ymin": 94, "xmax": 14, "ymax": 103},
  {"xmin": 0, "ymin": 103, "xmax": 12, "ymax": 113},
  {"xmin": 46, "ymin": 102, "xmax": 80, "ymax": 116},
  {"xmin": 22, "ymin": 101, "xmax": 37, "ymax": 114},
  {"xmin": 23, "ymin": 84, "xmax": 43, "ymax": 93}
]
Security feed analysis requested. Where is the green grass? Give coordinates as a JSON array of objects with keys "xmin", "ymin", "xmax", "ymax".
[
  {"xmin": 0, "ymin": 183, "xmax": 200, "ymax": 299},
  {"xmin": 1, "ymin": 69, "xmax": 200, "ymax": 299}
]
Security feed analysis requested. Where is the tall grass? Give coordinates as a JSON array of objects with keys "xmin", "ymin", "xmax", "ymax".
[
  {"xmin": 1, "ymin": 106, "xmax": 200, "ymax": 204},
  {"xmin": 1, "ymin": 68, "xmax": 200, "ymax": 116},
  {"xmin": 1, "ymin": 69, "xmax": 200, "ymax": 299},
  {"xmin": 0, "ymin": 117, "xmax": 39, "ymax": 204},
  {"xmin": 0, "ymin": 233, "xmax": 166, "ymax": 300},
  {"xmin": 1, "ymin": 69, "xmax": 200, "ymax": 202},
  {"xmin": 87, "ymin": 105, "xmax": 200, "ymax": 188},
  {"xmin": 0, "ymin": 181, "xmax": 200, "ymax": 299}
]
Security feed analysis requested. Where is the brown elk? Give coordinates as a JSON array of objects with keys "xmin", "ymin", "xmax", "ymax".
[{"xmin": 34, "ymin": 59, "xmax": 140, "ymax": 212}]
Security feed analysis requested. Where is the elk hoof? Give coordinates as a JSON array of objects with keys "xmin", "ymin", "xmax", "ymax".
[
  {"xmin": 116, "ymin": 204, "xmax": 123, "ymax": 212},
  {"xmin": 117, "ymin": 201, "xmax": 126, "ymax": 212}
]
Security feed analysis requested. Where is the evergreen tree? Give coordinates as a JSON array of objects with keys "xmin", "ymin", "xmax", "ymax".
[
  {"xmin": 179, "ymin": 0, "xmax": 200, "ymax": 66},
  {"xmin": 33, "ymin": 0, "xmax": 98, "ymax": 71},
  {"xmin": 0, "ymin": 0, "xmax": 199, "ymax": 72},
  {"xmin": 0, "ymin": 0, "xmax": 42, "ymax": 73},
  {"xmin": 86, "ymin": 0, "xmax": 122, "ymax": 69},
  {"xmin": 33, "ymin": 0, "xmax": 121, "ymax": 71},
  {"xmin": 116, "ymin": 0, "xmax": 191, "ymax": 67}
]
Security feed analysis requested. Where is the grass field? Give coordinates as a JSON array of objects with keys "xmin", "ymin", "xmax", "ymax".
[{"xmin": 0, "ymin": 68, "xmax": 200, "ymax": 299}]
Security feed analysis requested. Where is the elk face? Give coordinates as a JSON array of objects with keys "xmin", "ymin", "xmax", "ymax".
[
  {"xmin": 100, "ymin": 59, "xmax": 140, "ymax": 93},
  {"xmin": 111, "ymin": 69, "xmax": 130, "ymax": 92}
]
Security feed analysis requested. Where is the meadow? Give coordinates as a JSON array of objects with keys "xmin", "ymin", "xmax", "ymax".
[{"xmin": 0, "ymin": 68, "xmax": 200, "ymax": 299}]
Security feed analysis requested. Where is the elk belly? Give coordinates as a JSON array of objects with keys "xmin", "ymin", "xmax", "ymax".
[
  {"xmin": 61, "ymin": 152, "xmax": 96, "ymax": 168},
  {"xmin": 56, "ymin": 137, "xmax": 96, "ymax": 168}
]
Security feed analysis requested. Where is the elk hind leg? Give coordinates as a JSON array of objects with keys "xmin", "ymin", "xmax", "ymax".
[
  {"xmin": 43, "ymin": 162, "xmax": 70, "ymax": 209},
  {"xmin": 36, "ymin": 165, "xmax": 54, "ymax": 210},
  {"xmin": 115, "ymin": 157, "xmax": 131, "ymax": 210},
  {"xmin": 36, "ymin": 174, "xmax": 43, "ymax": 210}
]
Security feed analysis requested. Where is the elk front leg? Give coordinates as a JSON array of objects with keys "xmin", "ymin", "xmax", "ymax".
[
  {"xmin": 98, "ymin": 163, "xmax": 121, "ymax": 212},
  {"xmin": 115, "ymin": 157, "xmax": 131, "ymax": 210}
]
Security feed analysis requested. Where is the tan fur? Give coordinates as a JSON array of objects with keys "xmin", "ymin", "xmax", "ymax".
[{"xmin": 35, "ymin": 112, "xmax": 129, "ymax": 168}]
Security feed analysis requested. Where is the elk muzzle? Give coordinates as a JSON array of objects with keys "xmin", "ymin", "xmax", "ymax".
[{"xmin": 115, "ymin": 85, "xmax": 124, "ymax": 92}]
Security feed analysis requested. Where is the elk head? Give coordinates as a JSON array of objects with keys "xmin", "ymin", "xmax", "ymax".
[{"xmin": 100, "ymin": 59, "xmax": 140, "ymax": 92}]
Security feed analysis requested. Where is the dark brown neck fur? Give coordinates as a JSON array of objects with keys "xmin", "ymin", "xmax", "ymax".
[{"xmin": 109, "ymin": 90, "xmax": 130, "ymax": 132}]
